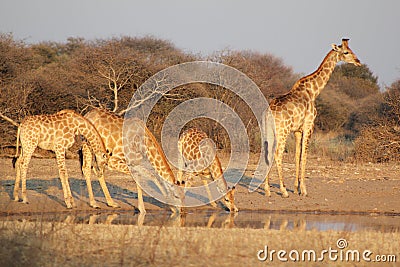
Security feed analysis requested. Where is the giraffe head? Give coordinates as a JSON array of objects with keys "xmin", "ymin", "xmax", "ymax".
[
  {"xmin": 223, "ymin": 186, "xmax": 238, "ymax": 213},
  {"xmin": 331, "ymin": 38, "xmax": 361, "ymax": 66},
  {"xmin": 92, "ymin": 149, "xmax": 111, "ymax": 174}
]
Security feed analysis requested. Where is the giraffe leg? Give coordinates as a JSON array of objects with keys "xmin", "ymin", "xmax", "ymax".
[
  {"xmin": 136, "ymin": 184, "xmax": 146, "ymax": 214},
  {"xmin": 294, "ymin": 131, "xmax": 302, "ymax": 195},
  {"xmin": 275, "ymin": 139, "xmax": 289, "ymax": 198},
  {"xmin": 206, "ymin": 212, "xmax": 217, "ymax": 228},
  {"xmin": 81, "ymin": 143, "xmax": 99, "ymax": 208},
  {"xmin": 178, "ymin": 172, "xmax": 192, "ymax": 214},
  {"xmin": 82, "ymin": 143, "xmax": 119, "ymax": 208},
  {"xmin": 55, "ymin": 150, "xmax": 75, "ymax": 209},
  {"xmin": 13, "ymin": 156, "xmax": 22, "ymax": 201},
  {"xmin": 299, "ymin": 129, "xmax": 312, "ymax": 197},
  {"xmin": 177, "ymin": 154, "xmax": 184, "ymax": 185},
  {"xmin": 97, "ymin": 173, "xmax": 120, "ymax": 208},
  {"xmin": 20, "ymin": 149, "xmax": 34, "ymax": 204},
  {"xmin": 203, "ymin": 180, "xmax": 217, "ymax": 208},
  {"xmin": 264, "ymin": 172, "xmax": 271, "ymax": 197}
]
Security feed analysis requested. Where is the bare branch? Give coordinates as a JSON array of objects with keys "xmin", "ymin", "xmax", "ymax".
[{"xmin": 0, "ymin": 112, "xmax": 19, "ymax": 127}]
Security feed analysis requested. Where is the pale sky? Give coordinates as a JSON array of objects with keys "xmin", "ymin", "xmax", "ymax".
[{"xmin": 1, "ymin": 0, "xmax": 399, "ymax": 87}]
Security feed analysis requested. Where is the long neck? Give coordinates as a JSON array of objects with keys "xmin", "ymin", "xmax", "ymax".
[
  {"xmin": 292, "ymin": 49, "xmax": 339, "ymax": 100},
  {"xmin": 78, "ymin": 117, "xmax": 107, "ymax": 154},
  {"xmin": 144, "ymin": 127, "xmax": 177, "ymax": 184},
  {"xmin": 209, "ymin": 157, "xmax": 229, "ymax": 192}
]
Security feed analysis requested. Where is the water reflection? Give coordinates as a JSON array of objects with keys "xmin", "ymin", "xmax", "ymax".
[{"xmin": 1, "ymin": 210, "xmax": 399, "ymax": 232}]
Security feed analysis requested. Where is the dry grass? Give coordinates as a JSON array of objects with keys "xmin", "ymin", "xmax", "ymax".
[
  {"xmin": 0, "ymin": 220, "xmax": 398, "ymax": 267},
  {"xmin": 285, "ymin": 132, "xmax": 355, "ymax": 162}
]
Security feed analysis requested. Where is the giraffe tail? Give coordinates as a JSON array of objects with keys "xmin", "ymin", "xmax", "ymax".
[
  {"xmin": 12, "ymin": 126, "xmax": 21, "ymax": 168},
  {"xmin": 263, "ymin": 109, "xmax": 276, "ymax": 166}
]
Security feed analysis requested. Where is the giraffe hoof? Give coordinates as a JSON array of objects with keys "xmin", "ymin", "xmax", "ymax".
[
  {"xmin": 91, "ymin": 203, "xmax": 101, "ymax": 209},
  {"xmin": 281, "ymin": 191, "xmax": 289, "ymax": 198},
  {"xmin": 108, "ymin": 202, "xmax": 120, "ymax": 208}
]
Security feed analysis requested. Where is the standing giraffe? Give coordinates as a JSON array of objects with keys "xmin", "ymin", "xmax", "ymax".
[
  {"xmin": 79, "ymin": 108, "xmax": 184, "ymax": 213},
  {"xmin": 177, "ymin": 128, "xmax": 238, "ymax": 212},
  {"xmin": 265, "ymin": 38, "xmax": 361, "ymax": 198},
  {"xmin": 13, "ymin": 109, "xmax": 109, "ymax": 208}
]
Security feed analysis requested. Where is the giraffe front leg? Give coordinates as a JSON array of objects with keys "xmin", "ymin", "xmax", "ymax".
[
  {"xmin": 64, "ymin": 171, "xmax": 77, "ymax": 208},
  {"xmin": 203, "ymin": 180, "xmax": 217, "ymax": 208},
  {"xmin": 177, "ymin": 154, "xmax": 184, "ymax": 185},
  {"xmin": 294, "ymin": 131, "xmax": 302, "ymax": 195},
  {"xmin": 275, "ymin": 142, "xmax": 289, "ymax": 198},
  {"xmin": 264, "ymin": 172, "xmax": 271, "ymax": 197},
  {"xmin": 98, "ymin": 173, "xmax": 120, "ymax": 208},
  {"xmin": 299, "ymin": 129, "xmax": 312, "ymax": 197},
  {"xmin": 81, "ymin": 144, "xmax": 100, "ymax": 209},
  {"xmin": 55, "ymin": 150, "xmax": 75, "ymax": 209},
  {"xmin": 99, "ymin": 156, "xmax": 120, "ymax": 208},
  {"xmin": 136, "ymin": 184, "xmax": 146, "ymax": 214}
]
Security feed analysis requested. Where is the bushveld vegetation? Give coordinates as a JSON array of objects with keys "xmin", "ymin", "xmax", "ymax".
[{"xmin": 0, "ymin": 33, "xmax": 399, "ymax": 162}]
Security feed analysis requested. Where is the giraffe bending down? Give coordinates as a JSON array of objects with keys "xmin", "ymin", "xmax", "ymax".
[
  {"xmin": 13, "ymin": 110, "xmax": 109, "ymax": 208},
  {"xmin": 177, "ymin": 128, "xmax": 238, "ymax": 212},
  {"xmin": 79, "ymin": 108, "xmax": 184, "ymax": 213},
  {"xmin": 265, "ymin": 38, "xmax": 361, "ymax": 198}
]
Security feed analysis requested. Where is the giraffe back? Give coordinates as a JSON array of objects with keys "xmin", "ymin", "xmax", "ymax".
[
  {"xmin": 179, "ymin": 128, "xmax": 227, "ymax": 188},
  {"xmin": 19, "ymin": 110, "xmax": 81, "ymax": 151}
]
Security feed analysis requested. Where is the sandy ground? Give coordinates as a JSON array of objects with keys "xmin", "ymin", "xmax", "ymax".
[
  {"xmin": 1, "ymin": 156, "xmax": 400, "ymax": 266},
  {"xmin": 0, "ymin": 155, "xmax": 399, "ymax": 215}
]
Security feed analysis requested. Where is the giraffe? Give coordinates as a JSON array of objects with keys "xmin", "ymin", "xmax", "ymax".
[
  {"xmin": 265, "ymin": 38, "xmax": 361, "ymax": 198},
  {"xmin": 12, "ymin": 109, "xmax": 110, "ymax": 208},
  {"xmin": 177, "ymin": 128, "xmax": 238, "ymax": 212},
  {"xmin": 79, "ymin": 108, "xmax": 184, "ymax": 213}
]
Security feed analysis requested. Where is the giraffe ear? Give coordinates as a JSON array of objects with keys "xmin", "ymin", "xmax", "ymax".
[{"xmin": 331, "ymin": 44, "xmax": 340, "ymax": 51}]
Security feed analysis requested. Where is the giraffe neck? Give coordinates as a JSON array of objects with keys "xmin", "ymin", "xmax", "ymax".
[
  {"xmin": 78, "ymin": 118, "xmax": 107, "ymax": 154},
  {"xmin": 209, "ymin": 156, "xmax": 229, "ymax": 192},
  {"xmin": 144, "ymin": 127, "xmax": 177, "ymax": 184},
  {"xmin": 293, "ymin": 49, "xmax": 339, "ymax": 100}
]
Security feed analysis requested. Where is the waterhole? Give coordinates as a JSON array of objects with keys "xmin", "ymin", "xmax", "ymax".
[{"xmin": 1, "ymin": 210, "xmax": 399, "ymax": 232}]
